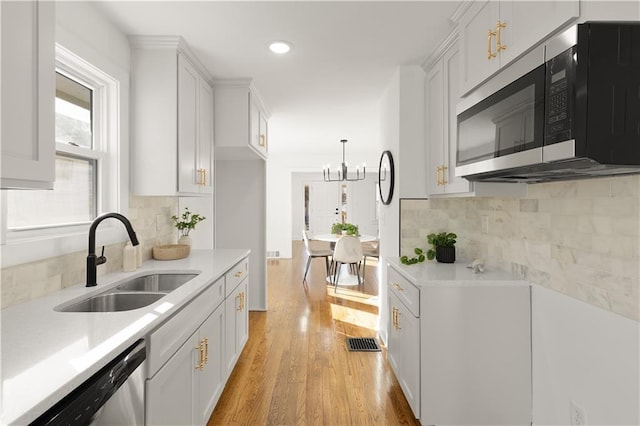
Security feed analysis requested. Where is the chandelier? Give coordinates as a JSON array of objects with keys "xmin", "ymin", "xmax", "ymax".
[{"xmin": 322, "ymin": 139, "xmax": 366, "ymax": 182}]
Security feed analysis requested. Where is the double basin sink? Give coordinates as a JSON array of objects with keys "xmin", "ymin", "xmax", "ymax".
[{"xmin": 56, "ymin": 273, "xmax": 198, "ymax": 313}]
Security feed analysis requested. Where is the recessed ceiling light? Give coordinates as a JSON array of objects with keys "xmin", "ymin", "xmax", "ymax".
[{"xmin": 269, "ymin": 41, "xmax": 292, "ymax": 54}]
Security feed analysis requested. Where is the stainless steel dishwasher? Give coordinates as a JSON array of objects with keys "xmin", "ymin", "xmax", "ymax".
[{"xmin": 31, "ymin": 340, "xmax": 146, "ymax": 425}]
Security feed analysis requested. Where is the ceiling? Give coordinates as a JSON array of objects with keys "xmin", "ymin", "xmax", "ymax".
[{"xmin": 95, "ymin": 1, "xmax": 460, "ymax": 157}]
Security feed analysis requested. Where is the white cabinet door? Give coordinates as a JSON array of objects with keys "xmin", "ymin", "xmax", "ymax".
[
  {"xmin": 259, "ymin": 113, "xmax": 268, "ymax": 156},
  {"xmin": 426, "ymin": 41, "xmax": 472, "ymax": 196},
  {"xmin": 146, "ymin": 332, "xmax": 198, "ymax": 426},
  {"xmin": 388, "ymin": 291, "xmax": 420, "ymax": 419},
  {"xmin": 426, "ymin": 60, "xmax": 445, "ymax": 196},
  {"xmin": 224, "ymin": 278, "xmax": 248, "ymax": 377},
  {"xmin": 1, "ymin": 0, "xmax": 55, "ymax": 189},
  {"xmin": 178, "ymin": 54, "xmax": 200, "ymax": 194},
  {"xmin": 195, "ymin": 303, "xmax": 225, "ymax": 425},
  {"xmin": 130, "ymin": 38, "xmax": 213, "ymax": 196},
  {"xmin": 198, "ymin": 79, "xmax": 214, "ymax": 194},
  {"xmin": 214, "ymin": 82, "xmax": 268, "ymax": 160},
  {"xmin": 458, "ymin": 0, "xmax": 578, "ymax": 95},
  {"xmin": 249, "ymin": 95, "xmax": 260, "ymax": 153},
  {"xmin": 442, "ymin": 45, "xmax": 471, "ymax": 194},
  {"xmin": 458, "ymin": 0, "xmax": 500, "ymax": 95},
  {"xmin": 499, "ymin": 0, "xmax": 579, "ymax": 65}
]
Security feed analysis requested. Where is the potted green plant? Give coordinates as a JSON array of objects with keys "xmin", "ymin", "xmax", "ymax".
[
  {"xmin": 330, "ymin": 222, "xmax": 359, "ymax": 236},
  {"xmin": 426, "ymin": 232, "xmax": 457, "ymax": 263},
  {"xmin": 171, "ymin": 207, "xmax": 205, "ymax": 245}
]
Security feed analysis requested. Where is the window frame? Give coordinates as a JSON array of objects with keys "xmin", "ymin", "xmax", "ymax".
[{"xmin": 0, "ymin": 43, "xmax": 128, "ymax": 268}]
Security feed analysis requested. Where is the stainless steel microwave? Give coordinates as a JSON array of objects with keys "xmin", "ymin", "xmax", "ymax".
[{"xmin": 455, "ymin": 22, "xmax": 640, "ymax": 183}]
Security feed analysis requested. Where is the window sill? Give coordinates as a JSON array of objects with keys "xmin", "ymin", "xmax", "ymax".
[{"xmin": 1, "ymin": 225, "xmax": 130, "ymax": 269}]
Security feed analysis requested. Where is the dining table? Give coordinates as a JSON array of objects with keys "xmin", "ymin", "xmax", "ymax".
[{"xmin": 310, "ymin": 233, "xmax": 378, "ymax": 286}]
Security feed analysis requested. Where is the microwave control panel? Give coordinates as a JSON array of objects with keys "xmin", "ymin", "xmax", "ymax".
[{"xmin": 545, "ymin": 46, "xmax": 575, "ymax": 144}]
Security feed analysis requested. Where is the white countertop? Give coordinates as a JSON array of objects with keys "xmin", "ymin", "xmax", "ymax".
[
  {"xmin": 0, "ymin": 249, "xmax": 249, "ymax": 426},
  {"xmin": 386, "ymin": 257, "xmax": 529, "ymax": 287}
]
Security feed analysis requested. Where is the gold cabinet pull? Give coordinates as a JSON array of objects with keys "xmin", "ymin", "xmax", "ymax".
[
  {"xmin": 496, "ymin": 21, "xmax": 507, "ymax": 52},
  {"xmin": 204, "ymin": 338, "xmax": 209, "ymax": 364},
  {"xmin": 259, "ymin": 134, "xmax": 266, "ymax": 147},
  {"xmin": 392, "ymin": 282, "xmax": 403, "ymax": 291},
  {"xmin": 241, "ymin": 292, "xmax": 245, "ymax": 310},
  {"xmin": 195, "ymin": 340, "xmax": 205, "ymax": 370},
  {"xmin": 487, "ymin": 29, "xmax": 497, "ymax": 59},
  {"xmin": 395, "ymin": 309, "xmax": 402, "ymax": 330},
  {"xmin": 235, "ymin": 271, "xmax": 243, "ymax": 278},
  {"xmin": 441, "ymin": 165, "xmax": 448, "ymax": 185},
  {"xmin": 196, "ymin": 168, "xmax": 207, "ymax": 185},
  {"xmin": 237, "ymin": 292, "xmax": 243, "ymax": 311}
]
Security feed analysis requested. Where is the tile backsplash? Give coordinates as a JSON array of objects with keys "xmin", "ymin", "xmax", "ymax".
[
  {"xmin": 1, "ymin": 196, "xmax": 178, "ymax": 309},
  {"xmin": 401, "ymin": 175, "xmax": 640, "ymax": 321}
]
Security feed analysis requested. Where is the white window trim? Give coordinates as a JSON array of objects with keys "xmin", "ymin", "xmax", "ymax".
[{"xmin": 0, "ymin": 44, "xmax": 128, "ymax": 269}]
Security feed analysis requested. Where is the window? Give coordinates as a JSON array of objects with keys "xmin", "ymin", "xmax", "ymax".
[
  {"xmin": 7, "ymin": 72, "xmax": 101, "ymax": 229},
  {"xmin": 1, "ymin": 42, "xmax": 125, "ymax": 270},
  {"xmin": 6, "ymin": 47, "xmax": 114, "ymax": 232}
]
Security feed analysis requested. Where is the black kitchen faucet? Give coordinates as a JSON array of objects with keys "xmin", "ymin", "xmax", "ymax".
[{"xmin": 86, "ymin": 212, "xmax": 139, "ymax": 287}]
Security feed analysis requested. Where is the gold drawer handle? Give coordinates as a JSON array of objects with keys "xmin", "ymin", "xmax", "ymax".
[
  {"xmin": 487, "ymin": 29, "xmax": 497, "ymax": 60},
  {"xmin": 259, "ymin": 134, "xmax": 266, "ymax": 147},
  {"xmin": 195, "ymin": 340, "xmax": 205, "ymax": 370},
  {"xmin": 496, "ymin": 21, "xmax": 507, "ymax": 52},
  {"xmin": 204, "ymin": 338, "xmax": 209, "ymax": 364},
  {"xmin": 235, "ymin": 271, "xmax": 243, "ymax": 278},
  {"xmin": 392, "ymin": 282, "xmax": 403, "ymax": 291}
]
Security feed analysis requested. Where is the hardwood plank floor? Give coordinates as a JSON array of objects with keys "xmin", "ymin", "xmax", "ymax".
[{"xmin": 208, "ymin": 240, "xmax": 419, "ymax": 426}]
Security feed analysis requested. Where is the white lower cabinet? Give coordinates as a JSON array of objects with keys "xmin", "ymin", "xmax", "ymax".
[
  {"xmin": 224, "ymin": 278, "xmax": 248, "ymax": 377},
  {"xmin": 145, "ymin": 256, "xmax": 249, "ymax": 425},
  {"xmin": 195, "ymin": 303, "xmax": 225, "ymax": 424},
  {"xmin": 388, "ymin": 290, "xmax": 420, "ymax": 418},
  {"xmin": 387, "ymin": 261, "xmax": 532, "ymax": 425}
]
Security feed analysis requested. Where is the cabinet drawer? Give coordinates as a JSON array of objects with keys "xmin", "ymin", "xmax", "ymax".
[
  {"xmin": 148, "ymin": 277, "xmax": 224, "ymax": 376},
  {"xmin": 225, "ymin": 257, "xmax": 249, "ymax": 297},
  {"xmin": 388, "ymin": 266, "xmax": 419, "ymax": 317}
]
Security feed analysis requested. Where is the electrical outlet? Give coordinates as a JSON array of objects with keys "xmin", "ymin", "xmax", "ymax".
[{"xmin": 570, "ymin": 400, "xmax": 587, "ymax": 426}]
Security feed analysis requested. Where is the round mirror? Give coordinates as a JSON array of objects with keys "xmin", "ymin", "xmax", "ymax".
[{"xmin": 378, "ymin": 151, "xmax": 395, "ymax": 205}]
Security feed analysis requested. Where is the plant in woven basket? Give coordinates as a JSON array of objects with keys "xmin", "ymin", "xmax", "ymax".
[{"xmin": 171, "ymin": 207, "xmax": 205, "ymax": 237}]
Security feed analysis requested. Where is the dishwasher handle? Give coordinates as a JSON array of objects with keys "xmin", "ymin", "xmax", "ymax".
[{"xmin": 31, "ymin": 339, "xmax": 146, "ymax": 426}]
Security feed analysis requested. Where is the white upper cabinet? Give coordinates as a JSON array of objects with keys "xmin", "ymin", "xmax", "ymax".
[
  {"xmin": 1, "ymin": 0, "xmax": 55, "ymax": 190},
  {"xmin": 458, "ymin": 0, "xmax": 578, "ymax": 95},
  {"xmin": 426, "ymin": 38, "xmax": 472, "ymax": 196},
  {"xmin": 214, "ymin": 80, "xmax": 269, "ymax": 160},
  {"xmin": 130, "ymin": 36, "xmax": 213, "ymax": 196}
]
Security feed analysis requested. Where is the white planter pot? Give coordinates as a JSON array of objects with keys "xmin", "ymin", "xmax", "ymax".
[{"xmin": 178, "ymin": 235, "xmax": 192, "ymax": 246}]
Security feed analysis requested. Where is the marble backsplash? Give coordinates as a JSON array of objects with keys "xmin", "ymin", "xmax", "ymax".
[
  {"xmin": 400, "ymin": 175, "xmax": 640, "ymax": 321},
  {"xmin": 1, "ymin": 196, "xmax": 178, "ymax": 309}
]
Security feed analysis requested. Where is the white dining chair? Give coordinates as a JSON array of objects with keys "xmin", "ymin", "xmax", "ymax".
[
  {"xmin": 302, "ymin": 230, "xmax": 332, "ymax": 283},
  {"xmin": 361, "ymin": 241, "xmax": 379, "ymax": 282},
  {"xmin": 331, "ymin": 235, "xmax": 363, "ymax": 291}
]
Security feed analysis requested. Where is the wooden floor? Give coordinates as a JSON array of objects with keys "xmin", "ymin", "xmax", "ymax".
[{"xmin": 208, "ymin": 240, "xmax": 419, "ymax": 426}]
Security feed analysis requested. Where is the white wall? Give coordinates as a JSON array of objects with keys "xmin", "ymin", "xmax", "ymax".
[
  {"xmin": 266, "ymin": 150, "xmax": 380, "ymax": 259},
  {"xmin": 378, "ymin": 65, "xmax": 426, "ymax": 344},
  {"xmin": 532, "ymin": 285, "xmax": 639, "ymax": 425}
]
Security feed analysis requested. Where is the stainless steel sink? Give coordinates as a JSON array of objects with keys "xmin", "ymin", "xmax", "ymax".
[
  {"xmin": 115, "ymin": 273, "xmax": 198, "ymax": 292},
  {"xmin": 58, "ymin": 292, "xmax": 166, "ymax": 313}
]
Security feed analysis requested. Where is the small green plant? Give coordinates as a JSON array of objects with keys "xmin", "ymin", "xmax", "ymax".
[
  {"xmin": 331, "ymin": 222, "xmax": 359, "ymax": 236},
  {"xmin": 401, "ymin": 247, "xmax": 425, "ymax": 265},
  {"xmin": 171, "ymin": 207, "xmax": 205, "ymax": 237},
  {"xmin": 426, "ymin": 232, "xmax": 457, "ymax": 260}
]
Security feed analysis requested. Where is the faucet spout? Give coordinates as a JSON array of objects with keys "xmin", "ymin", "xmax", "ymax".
[{"xmin": 87, "ymin": 212, "xmax": 139, "ymax": 287}]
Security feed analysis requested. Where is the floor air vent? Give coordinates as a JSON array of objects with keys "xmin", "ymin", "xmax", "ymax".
[{"xmin": 346, "ymin": 337, "xmax": 381, "ymax": 352}]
